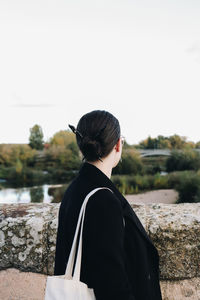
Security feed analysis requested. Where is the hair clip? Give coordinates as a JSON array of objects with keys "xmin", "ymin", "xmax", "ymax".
[{"xmin": 68, "ymin": 124, "xmax": 83, "ymax": 138}]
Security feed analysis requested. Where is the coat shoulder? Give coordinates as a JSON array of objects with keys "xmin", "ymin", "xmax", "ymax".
[{"xmin": 86, "ymin": 188, "xmax": 123, "ymax": 214}]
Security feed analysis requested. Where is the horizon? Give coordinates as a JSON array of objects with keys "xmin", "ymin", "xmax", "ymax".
[{"xmin": 0, "ymin": 129, "xmax": 199, "ymax": 146}]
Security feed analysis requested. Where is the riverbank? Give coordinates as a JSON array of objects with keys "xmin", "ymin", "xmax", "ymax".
[{"xmin": 125, "ymin": 189, "xmax": 179, "ymax": 204}]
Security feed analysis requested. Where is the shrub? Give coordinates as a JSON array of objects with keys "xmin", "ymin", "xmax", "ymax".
[
  {"xmin": 111, "ymin": 173, "xmax": 169, "ymax": 195},
  {"xmin": 166, "ymin": 149, "xmax": 200, "ymax": 172},
  {"xmin": 43, "ymin": 145, "xmax": 81, "ymax": 170},
  {"xmin": 174, "ymin": 172, "xmax": 200, "ymax": 203},
  {"xmin": 30, "ymin": 186, "xmax": 44, "ymax": 203},
  {"xmin": 153, "ymin": 173, "xmax": 169, "ymax": 189},
  {"xmin": 113, "ymin": 149, "xmax": 144, "ymax": 175},
  {"xmin": 49, "ymin": 184, "xmax": 69, "ymax": 203}
]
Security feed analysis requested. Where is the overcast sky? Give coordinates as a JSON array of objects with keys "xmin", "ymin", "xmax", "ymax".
[{"xmin": 0, "ymin": 0, "xmax": 200, "ymax": 145}]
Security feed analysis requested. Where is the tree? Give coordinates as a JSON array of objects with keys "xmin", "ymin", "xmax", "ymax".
[
  {"xmin": 147, "ymin": 136, "xmax": 155, "ymax": 149},
  {"xmin": 29, "ymin": 124, "xmax": 44, "ymax": 150},
  {"xmin": 195, "ymin": 141, "xmax": 200, "ymax": 149},
  {"xmin": 50, "ymin": 130, "xmax": 75, "ymax": 147},
  {"xmin": 169, "ymin": 134, "xmax": 186, "ymax": 149},
  {"xmin": 44, "ymin": 144, "xmax": 81, "ymax": 170},
  {"xmin": 0, "ymin": 144, "xmax": 36, "ymax": 167}
]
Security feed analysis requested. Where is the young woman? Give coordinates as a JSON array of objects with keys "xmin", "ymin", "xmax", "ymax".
[{"xmin": 54, "ymin": 110, "xmax": 162, "ymax": 300}]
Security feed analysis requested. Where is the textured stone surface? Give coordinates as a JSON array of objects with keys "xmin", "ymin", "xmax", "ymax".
[
  {"xmin": 130, "ymin": 202, "xmax": 200, "ymax": 280},
  {"xmin": 0, "ymin": 202, "xmax": 200, "ymax": 282},
  {"xmin": 0, "ymin": 203, "xmax": 59, "ymax": 275}
]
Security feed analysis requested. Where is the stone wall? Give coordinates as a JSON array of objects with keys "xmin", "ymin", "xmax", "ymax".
[{"xmin": 0, "ymin": 202, "xmax": 200, "ymax": 299}]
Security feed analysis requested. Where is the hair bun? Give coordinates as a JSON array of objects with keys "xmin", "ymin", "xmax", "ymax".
[
  {"xmin": 76, "ymin": 110, "xmax": 120, "ymax": 162},
  {"xmin": 81, "ymin": 136, "xmax": 102, "ymax": 161}
]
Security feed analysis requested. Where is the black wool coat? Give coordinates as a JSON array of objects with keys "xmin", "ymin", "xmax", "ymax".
[{"xmin": 54, "ymin": 162, "xmax": 163, "ymax": 300}]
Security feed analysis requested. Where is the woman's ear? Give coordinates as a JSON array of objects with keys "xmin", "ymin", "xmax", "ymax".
[{"xmin": 115, "ymin": 138, "xmax": 121, "ymax": 152}]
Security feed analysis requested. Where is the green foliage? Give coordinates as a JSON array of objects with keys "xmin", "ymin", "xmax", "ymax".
[
  {"xmin": 166, "ymin": 149, "xmax": 200, "ymax": 172},
  {"xmin": 174, "ymin": 172, "xmax": 200, "ymax": 203},
  {"xmin": 142, "ymin": 156, "xmax": 167, "ymax": 175},
  {"xmin": 112, "ymin": 170, "xmax": 200, "ymax": 203},
  {"xmin": 147, "ymin": 136, "xmax": 155, "ymax": 149},
  {"xmin": 48, "ymin": 184, "xmax": 69, "ymax": 203},
  {"xmin": 49, "ymin": 130, "xmax": 76, "ymax": 147},
  {"xmin": 111, "ymin": 173, "xmax": 168, "ymax": 195},
  {"xmin": 113, "ymin": 149, "xmax": 144, "ymax": 175},
  {"xmin": 43, "ymin": 144, "xmax": 81, "ymax": 170},
  {"xmin": 15, "ymin": 158, "xmax": 23, "ymax": 174},
  {"xmin": 0, "ymin": 144, "xmax": 36, "ymax": 167},
  {"xmin": 153, "ymin": 173, "xmax": 169, "ymax": 189},
  {"xmin": 46, "ymin": 167, "xmax": 78, "ymax": 182},
  {"xmin": 29, "ymin": 124, "xmax": 44, "ymax": 150},
  {"xmin": 196, "ymin": 141, "xmax": 200, "ymax": 149},
  {"xmin": 139, "ymin": 135, "xmax": 171, "ymax": 149},
  {"xmin": 168, "ymin": 134, "xmax": 187, "ymax": 149},
  {"xmin": 0, "ymin": 167, "xmax": 48, "ymax": 185},
  {"xmin": 138, "ymin": 134, "xmax": 196, "ymax": 150},
  {"xmin": 0, "ymin": 165, "xmax": 77, "ymax": 186},
  {"xmin": 30, "ymin": 187, "xmax": 44, "ymax": 202},
  {"xmin": 167, "ymin": 171, "xmax": 184, "ymax": 188},
  {"xmin": 41, "ymin": 130, "xmax": 81, "ymax": 170}
]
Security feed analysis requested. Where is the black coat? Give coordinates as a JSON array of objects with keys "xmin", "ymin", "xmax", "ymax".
[{"xmin": 54, "ymin": 162, "xmax": 162, "ymax": 300}]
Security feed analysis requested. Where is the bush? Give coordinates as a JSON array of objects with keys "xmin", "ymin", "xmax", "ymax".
[
  {"xmin": 0, "ymin": 144, "xmax": 37, "ymax": 167},
  {"xmin": 111, "ymin": 173, "xmax": 169, "ymax": 195},
  {"xmin": 153, "ymin": 173, "xmax": 169, "ymax": 189},
  {"xmin": 43, "ymin": 145, "xmax": 81, "ymax": 170},
  {"xmin": 174, "ymin": 172, "xmax": 200, "ymax": 203},
  {"xmin": 48, "ymin": 184, "xmax": 69, "ymax": 203},
  {"xmin": 46, "ymin": 167, "xmax": 78, "ymax": 182},
  {"xmin": 112, "ymin": 171, "xmax": 200, "ymax": 203},
  {"xmin": 113, "ymin": 149, "xmax": 144, "ymax": 175},
  {"xmin": 0, "ymin": 167, "xmax": 49, "ymax": 186},
  {"xmin": 30, "ymin": 186, "xmax": 44, "ymax": 202},
  {"xmin": 166, "ymin": 149, "xmax": 200, "ymax": 172}
]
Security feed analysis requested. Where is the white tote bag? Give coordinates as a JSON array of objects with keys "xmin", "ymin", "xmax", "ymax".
[{"xmin": 44, "ymin": 187, "xmax": 116, "ymax": 300}]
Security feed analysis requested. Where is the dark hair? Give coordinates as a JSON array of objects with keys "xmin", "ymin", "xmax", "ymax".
[{"xmin": 75, "ymin": 110, "xmax": 121, "ymax": 162}]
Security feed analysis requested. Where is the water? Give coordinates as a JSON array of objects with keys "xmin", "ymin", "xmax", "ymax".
[
  {"xmin": 160, "ymin": 171, "xmax": 168, "ymax": 176},
  {"xmin": 0, "ymin": 171, "xmax": 168, "ymax": 204},
  {"xmin": 0, "ymin": 184, "xmax": 64, "ymax": 204}
]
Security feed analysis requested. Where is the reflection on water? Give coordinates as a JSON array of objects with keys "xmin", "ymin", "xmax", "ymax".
[
  {"xmin": 0, "ymin": 184, "xmax": 65, "ymax": 204},
  {"xmin": 30, "ymin": 186, "xmax": 44, "ymax": 203}
]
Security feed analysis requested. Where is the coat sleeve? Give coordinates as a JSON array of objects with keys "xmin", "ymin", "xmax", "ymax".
[{"xmin": 82, "ymin": 189, "xmax": 136, "ymax": 300}]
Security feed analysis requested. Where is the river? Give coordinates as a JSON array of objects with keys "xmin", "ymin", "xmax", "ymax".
[{"xmin": 0, "ymin": 184, "xmax": 65, "ymax": 204}]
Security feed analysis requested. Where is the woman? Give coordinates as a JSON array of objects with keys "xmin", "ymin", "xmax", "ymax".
[{"xmin": 54, "ymin": 110, "xmax": 162, "ymax": 300}]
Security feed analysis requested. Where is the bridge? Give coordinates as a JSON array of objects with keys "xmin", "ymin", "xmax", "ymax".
[{"xmin": 137, "ymin": 149, "xmax": 200, "ymax": 157}]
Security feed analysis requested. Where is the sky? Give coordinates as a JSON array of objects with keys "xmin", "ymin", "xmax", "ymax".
[{"xmin": 0, "ymin": 0, "xmax": 200, "ymax": 145}]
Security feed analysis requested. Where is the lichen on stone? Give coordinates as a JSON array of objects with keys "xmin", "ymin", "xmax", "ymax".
[{"xmin": 0, "ymin": 202, "xmax": 199, "ymax": 280}]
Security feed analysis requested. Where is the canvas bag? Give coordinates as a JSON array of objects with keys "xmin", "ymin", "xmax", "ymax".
[{"xmin": 45, "ymin": 187, "xmax": 125, "ymax": 300}]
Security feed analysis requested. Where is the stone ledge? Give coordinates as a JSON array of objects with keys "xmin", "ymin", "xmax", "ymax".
[{"xmin": 0, "ymin": 202, "xmax": 200, "ymax": 280}]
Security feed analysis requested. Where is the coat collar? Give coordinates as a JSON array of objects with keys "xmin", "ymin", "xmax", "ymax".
[
  {"xmin": 79, "ymin": 161, "xmax": 127, "ymax": 208},
  {"xmin": 79, "ymin": 162, "xmax": 156, "ymax": 249}
]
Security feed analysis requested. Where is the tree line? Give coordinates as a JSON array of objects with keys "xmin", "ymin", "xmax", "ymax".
[
  {"xmin": 136, "ymin": 135, "xmax": 200, "ymax": 149},
  {"xmin": 27, "ymin": 124, "xmax": 200, "ymax": 151},
  {"xmin": 1, "ymin": 124, "xmax": 200, "ymax": 203},
  {"xmin": 1, "ymin": 124, "xmax": 200, "ymax": 186}
]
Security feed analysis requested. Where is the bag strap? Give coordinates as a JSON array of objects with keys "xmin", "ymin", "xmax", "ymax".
[{"xmin": 64, "ymin": 187, "xmax": 125, "ymax": 281}]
